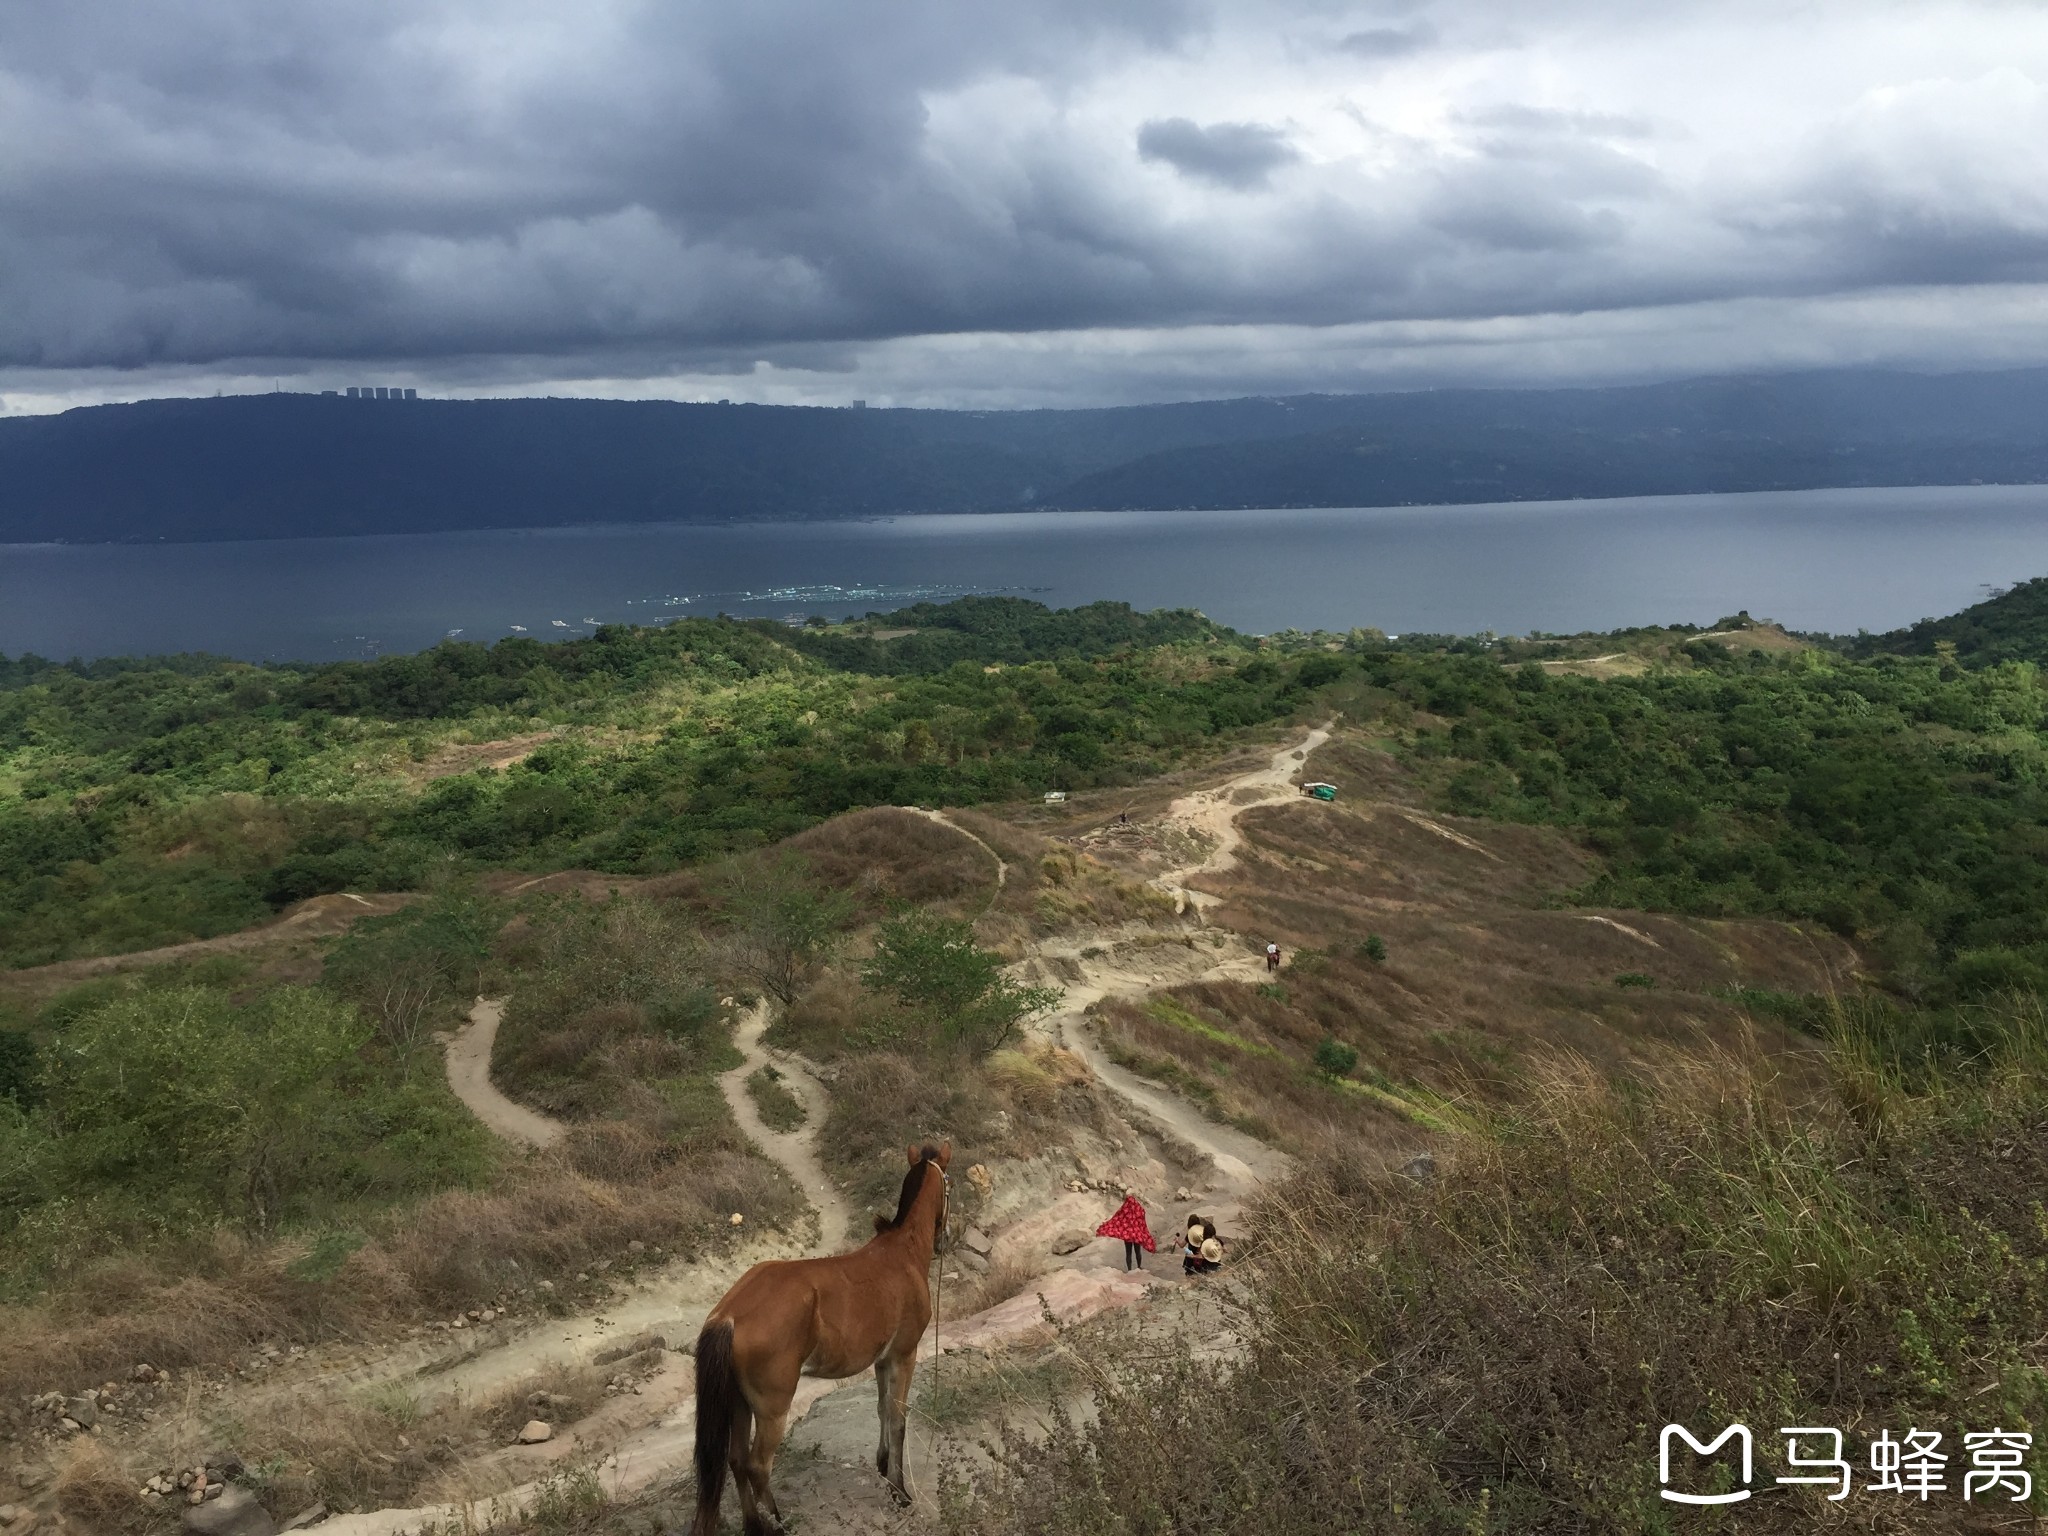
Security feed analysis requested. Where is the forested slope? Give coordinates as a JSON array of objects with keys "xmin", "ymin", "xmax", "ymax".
[{"xmin": 6, "ymin": 366, "xmax": 2048, "ymax": 541}]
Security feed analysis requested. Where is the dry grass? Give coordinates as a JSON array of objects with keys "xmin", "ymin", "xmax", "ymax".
[
  {"xmin": 644, "ymin": 805, "xmax": 999, "ymax": 921},
  {"xmin": 1693, "ymin": 620, "xmax": 1811, "ymax": 654},
  {"xmin": 818, "ymin": 1051, "xmax": 1003, "ymax": 1215},
  {"xmin": 232, "ymin": 1362, "xmax": 614, "ymax": 1532},
  {"xmin": 770, "ymin": 967, "xmax": 868, "ymax": 1060},
  {"xmin": 984, "ymin": 1041, "xmax": 1092, "ymax": 1118},
  {"xmin": 0, "ymin": 1146, "xmax": 795, "ymax": 1408},
  {"xmin": 938, "ymin": 1251, "xmax": 1041, "ymax": 1322},
  {"xmin": 1143, "ymin": 752, "xmax": 1857, "ymax": 1105},
  {"xmin": 954, "ymin": 1021, "xmax": 2048, "ymax": 1534},
  {"xmin": 1030, "ymin": 845, "xmax": 1177, "ymax": 933},
  {"xmin": 54, "ymin": 1440, "xmax": 156, "ymax": 1534}
]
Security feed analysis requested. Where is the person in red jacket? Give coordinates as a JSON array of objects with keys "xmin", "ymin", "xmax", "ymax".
[{"xmin": 1096, "ymin": 1194, "xmax": 1156, "ymax": 1271}]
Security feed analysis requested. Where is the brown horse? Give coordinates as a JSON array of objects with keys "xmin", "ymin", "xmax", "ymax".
[{"xmin": 692, "ymin": 1141, "xmax": 951, "ymax": 1536}]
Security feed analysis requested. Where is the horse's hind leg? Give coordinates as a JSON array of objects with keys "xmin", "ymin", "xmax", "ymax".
[
  {"xmin": 874, "ymin": 1358, "xmax": 897, "ymax": 1481},
  {"xmin": 725, "ymin": 1402, "xmax": 763, "ymax": 1534},
  {"xmin": 741, "ymin": 1407, "xmax": 793, "ymax": 1535},
  {"xmin": 883, "ymin": 1352, "xmax": 916, "ymax": 1505}
]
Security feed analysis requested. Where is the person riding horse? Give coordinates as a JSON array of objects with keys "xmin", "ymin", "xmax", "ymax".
[{"xmin": 693, "ymin": 1142, "xmax": 951, "ymax": 1535}]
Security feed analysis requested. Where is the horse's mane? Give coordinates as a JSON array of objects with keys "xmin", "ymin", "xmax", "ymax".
[{"xmin": 874, "ymin": 1145, "xmax": 944, "ymax": 1234}]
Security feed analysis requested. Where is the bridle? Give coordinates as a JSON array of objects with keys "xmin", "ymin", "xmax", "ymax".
[{"xmin": 931, "ymin": 1158, "xmax": 951, "ymax": 1250}]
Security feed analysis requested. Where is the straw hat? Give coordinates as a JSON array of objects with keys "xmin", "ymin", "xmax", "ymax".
[{"xmin": 1200, "ymin": 1237, "xmax": 1222, "ymax": 1264}]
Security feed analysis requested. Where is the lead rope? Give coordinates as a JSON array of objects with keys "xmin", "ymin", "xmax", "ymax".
[{"xmin": 927, "ymin": 1165, "xmax": 949, "ymax": 1477}]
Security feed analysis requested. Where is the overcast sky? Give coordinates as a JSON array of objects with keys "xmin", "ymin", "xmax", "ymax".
[{"xmin": 4, "ymin": 0, "xmax": 2047, "ymax": 412}]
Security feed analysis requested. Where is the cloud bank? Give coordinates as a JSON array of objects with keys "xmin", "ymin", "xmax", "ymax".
[{"xmin": 3, "ymin": 0, "xmax": 2047, "ymax": 408}]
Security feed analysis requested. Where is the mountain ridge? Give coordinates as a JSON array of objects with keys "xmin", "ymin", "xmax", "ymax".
[{"xmin": 6, "ymin": 365, "xmax": 2048, "ymax": 543}]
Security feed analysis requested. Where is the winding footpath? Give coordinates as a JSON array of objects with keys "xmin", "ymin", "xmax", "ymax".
[
  {"xmin": 1155, "ymin": 722, "xmax": 1331, "ymax": 912},
  {"xmin": 323, "ymin": 724, "xmax": 1328, "ymax": 1533},
  {"xmin": 718, "ymin": 1000, "xmax": 851, "ymax": 1251},
  {"xmin": 444, "ymin": 998, "xmax": 565, "ymax": 1149}
]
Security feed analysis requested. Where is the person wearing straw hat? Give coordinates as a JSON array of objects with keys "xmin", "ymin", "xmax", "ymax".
[
  {"xmin": 1180, "ymin": 1214, "xmax": 1213, "ymax": 1276},
  {"xmin": 1198, "ymin": 1235, "xmax": 1224, "ymax": 1274}
]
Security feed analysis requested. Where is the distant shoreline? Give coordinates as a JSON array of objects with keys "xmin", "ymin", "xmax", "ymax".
[{"xmin": 6, "ymin": 480, "xmax": 2048, "ymax": 551}]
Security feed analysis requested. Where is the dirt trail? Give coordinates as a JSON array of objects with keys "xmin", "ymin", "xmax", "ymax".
[
  {"xmin": 719, "ymin": 1000, "xmax": 852, "ymax": 1251},
  {"xmin": 141, "ymin": 734, "xmax": 1323, "ymax": 1536},
  {"xmin": 443, "ymin": 997, "xmax": 565, "ymax": 1150},
  {"xmin": 907, "ymin": 805, "xmax": 1008, "ymax": 888},
  {"xmin": 1154, "ymin": 722, "xmax": 1331, "ymax": 912},
  {"xmin": 319, "ymin": 1005, "xmax": 855, "ymax": 1536},
  {"xmin": 0, "ymin": 892, "xmax": 413, "ymax": 999},
  {"xmin": 1034, "ymin": 724, "xmax": 1331, "ymax": 1192},
  {"xmin": 1024, "ymin": 933, "xmax": 1292, "ymax": 1199}
]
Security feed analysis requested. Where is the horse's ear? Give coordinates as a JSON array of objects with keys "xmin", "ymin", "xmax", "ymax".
[
  {"xmin": 906, "ymin": 1144, "xmax": 921, "ymax": 1167},
  {"xmin": 936, "ymin": 1140, "xmax": 953, "ymax": 1168}
]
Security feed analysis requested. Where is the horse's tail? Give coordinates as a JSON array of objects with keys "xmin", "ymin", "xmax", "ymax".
[{"xmin": 692, "ymin": 1318, "xmax": 741, "ymax": 1536}]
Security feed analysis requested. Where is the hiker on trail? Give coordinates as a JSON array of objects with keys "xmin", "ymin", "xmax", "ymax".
[
  {"xmin": 1118, "ymin": 811, "xmax": 1129, "ymax": 826},
  {"xmin": 1266, "ymin": 942, "xmax": 1281, "ymax": 972},
  {"xmin": 1198, "ymin": 1236, "xmax": 1223, "ymax": 1274},
  {"xmin": 1097, "ymin": 1194, "xmax": 1156, "ymax": 1271},
  {"xmin": 1181, "ymin": 1215, "xmax": 1213, "ymax": 1276}
]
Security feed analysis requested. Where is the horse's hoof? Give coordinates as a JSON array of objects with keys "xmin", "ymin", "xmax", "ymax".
[{"xmin": 888, "ymin": 1482, "xmax": 913, "ymax": 1508}]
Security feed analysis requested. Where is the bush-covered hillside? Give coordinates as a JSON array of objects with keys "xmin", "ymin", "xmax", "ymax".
[
  {"xmin": 8, "ymin": 587, "xmax": 2048, "ymax": 1011},
  {"xmin": 1334, "ymin": 640, "xmax": 2048, "ymax": 1008},
  {"xmin": 1851, "ymin": 574, "xmax": 2048, "ymax": 667},
  {"xmin": 0, "ymin": 600, "xmax": 1307, "ymax": 967}
]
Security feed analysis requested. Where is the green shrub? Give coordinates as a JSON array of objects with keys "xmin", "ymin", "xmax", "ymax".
[
  {"xmin": 1311, "ymin": 1036, "xmax": 1359, "ymax": 1080},
  {"xmin": 712, "ymin": 852, "xmax": 855, "ymax": 1005},
  {"xmin": 861, "ymin": 909, "xmax": 1059, "ymax": 1056},
  {"xmin": 1, "ymin": 983, "xmax": 494, "ymax": 1292}
]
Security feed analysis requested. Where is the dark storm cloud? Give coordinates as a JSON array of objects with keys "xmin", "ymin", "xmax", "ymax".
[
  {"xmin": 0, "ymin": 0, "xmax": 2045, "ymax": 397},
  {"xmin": 1136, "ymin": 117, "xmax": 1303, "ymax": 190},
  {"xmin": 1334, "ymin": 24, "xmax": 1437, "ymax": 59}
]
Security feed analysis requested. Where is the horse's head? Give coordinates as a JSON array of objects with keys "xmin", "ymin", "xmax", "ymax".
[{"xmin": 876, "ymin": 1141, "xmax": 954, "ymax": 1249}]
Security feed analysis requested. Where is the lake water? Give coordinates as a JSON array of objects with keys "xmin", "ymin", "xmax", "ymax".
[{"xmin": 4, "ymin": 485, "xmax": 2048, "ymax": 662}]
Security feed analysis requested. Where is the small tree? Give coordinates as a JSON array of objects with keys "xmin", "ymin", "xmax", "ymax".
[
  {"xmin": 324, "ymin": 890, "xmax": 506, "ymax": 1054},
  {"xmin": 715, "ymin": 854, "xmax": 855, "ymax": 1006},
  {"xmin": 861, "ymin": 909, "xmax": 1060, "ymax": 1056},
  {"xmin": 1361, "ymin": 934, "xmax": 1388, "ymax": 965},
  {"xmin": 1313, "ymin": 1035, "xmax": 1360, "ymax": 1080}
]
